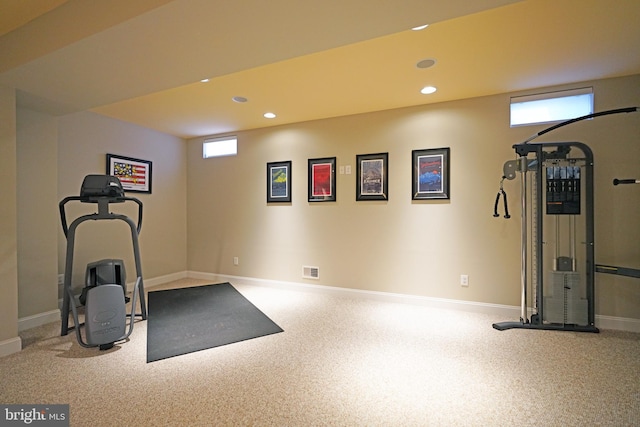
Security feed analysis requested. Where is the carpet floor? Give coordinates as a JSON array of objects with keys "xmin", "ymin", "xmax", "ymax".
[{"xmin": 1, "ymin": 278, "xmax": 639, "ymax": 426}]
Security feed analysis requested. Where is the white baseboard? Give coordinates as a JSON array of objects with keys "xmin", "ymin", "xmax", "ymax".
[
  {"xmin": 188, "ymin": 271, "xmax": 520, "ymax": 317},
  {"xmin": 0, "ymin": 336, "xmax": 22, "ymax": 358},
  {"xmin": 143, "ymin": 271, "xmax": 188, "ymax": 289},
  {"xmin": 18, "ymin": 309, "xmax": 60, "ymax": 332},
  {"xmin": 595, "ymin": 315, "xmax": 640, "ymax": 332},
  {"xmin": 187, "ymin": 271, "xmax": 640, "ymax": 333}
]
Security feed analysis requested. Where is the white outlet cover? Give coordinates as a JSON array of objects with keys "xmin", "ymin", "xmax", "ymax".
[{"xmin": 460, "ymin": 275, "xmax": 469, "ymax": 286}]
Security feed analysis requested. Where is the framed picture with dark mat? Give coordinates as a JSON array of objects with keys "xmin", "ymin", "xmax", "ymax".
[
  {"xmin": 356, "ymin": 152, "xmax": 388, "ymax": 201},
  {"xmin": 308, "ymin": 157, "xmax": 336, "ymax": 202},
  {"xmin": 267, "ymin": 160, "xmax": 292, "ymax": 203},
  {"xmin": 411, "ymin": 147, "xmax": 450, "ymax": 200}
]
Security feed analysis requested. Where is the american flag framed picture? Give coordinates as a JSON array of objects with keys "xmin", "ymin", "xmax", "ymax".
[{"xmin": 106, "ymin": 154, "xmax": 152, "ymax": 194}]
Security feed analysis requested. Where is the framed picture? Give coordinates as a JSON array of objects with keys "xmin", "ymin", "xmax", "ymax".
[
  {"xmin": 106, "ymin": 154, "xmax": 152, "ymax": 194},
  {"xmin": 267, "ymin": 161, "xmax": 292, "ymax": 203},
  {"xmin": 356, "ymin": 152, "xmax": 388, "ymax": 201},
  {"xmin": 308, "ymin": 157, "xmax": 336, "ymax": 202},
  {"xmin": 412, "ymin": 147, "xmax": 450, "ymax": 200}
]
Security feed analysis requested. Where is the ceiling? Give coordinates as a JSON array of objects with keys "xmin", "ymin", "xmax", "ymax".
[{"xmin": 1, "ymin": 0, "xmax": 639, "ymax": 139}]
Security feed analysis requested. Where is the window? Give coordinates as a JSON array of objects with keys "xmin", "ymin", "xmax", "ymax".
[
  {"xmin": 203, "ymin": 136, "xmax": 237, "ymax": 158},
  {"xmin": 510, "ymin": 88, "xmax": 593, "ymax": 127}
]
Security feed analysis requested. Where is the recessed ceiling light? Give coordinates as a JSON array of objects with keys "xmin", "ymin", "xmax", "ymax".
[
  {"xmin": 412, "ymin": 24, "xmax": 429, "ymax": 31},
  {"xmin": 416, "ymin": 58, "xmax": 436, "ymax": 69},
  {"xmin": 200, "ymin": 78, "xmax": 210, "ymax": 83},
  {"xmin": 420, "ymin": 86, "xmax": 437, "ymax": 94},
  {"xmin": 232, "ymin": 96, "xmax": 248, "ymax": 103},
  {"xmin": 264, "ymin": 112, "xmax": 276, "ymax": 119}
]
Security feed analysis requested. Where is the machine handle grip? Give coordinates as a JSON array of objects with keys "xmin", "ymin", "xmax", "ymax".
[
  {"xmin": 502, "ymin": 190, "xmax": 511, "ymax": 219},
  {"xmin": 59, "ymin": 196, "xmax": 83, "ymax": 237},
  {"xmin": 493, "ymin": 190, "xmax": 511, "ymax": 219},
  {"xmin": 124, "ymin": 197, "xmax": 144, "ymax": 234},
  {"xmin": 613, "ymin": 178, "xmax": 639, "ymax": 185},
  {"xmin": 109, "ymin": 196, "xmax": 144, "ymax": 234},
  {"xmin": 493, "ymin": 193, "xmax": 501, "ymax": 217}
]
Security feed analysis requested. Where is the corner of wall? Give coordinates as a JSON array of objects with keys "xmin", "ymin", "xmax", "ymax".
[{"xmin": 0, "ymin": 336, "xmax": 22, "ymax": 358}]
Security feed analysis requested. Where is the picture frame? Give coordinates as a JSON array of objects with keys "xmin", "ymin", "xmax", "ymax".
[
  {"xmin": 356, "ymin": 152, "xmax": 388, "ymax": 201},
  {"xmin": 308, "ymin": 157, "xmax": 336, "ymax": 202},
  {"xmin": 412, "ymin": 147, "xmax": 450, "ymax": 200},
  {"xmin": 267, "ymin": 161, "xmax": 292, "ymax": 203},
  {"xmin": 106, "ymin": 153, "xmax": 152, "ymax": 194}
]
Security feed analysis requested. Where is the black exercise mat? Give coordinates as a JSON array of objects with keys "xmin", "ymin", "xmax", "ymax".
[{"xmin": 146, "ymin": 282, "xmax": 283, "ymax": 362}]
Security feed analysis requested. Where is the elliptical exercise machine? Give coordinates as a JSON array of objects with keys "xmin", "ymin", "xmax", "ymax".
[
  {"xmin": 492, "ymin": 107, "xmax": 637, "ymax": 332},
  {"xmin": 59, "ymin": 175, "xmax": 147, "ymax": 349}
]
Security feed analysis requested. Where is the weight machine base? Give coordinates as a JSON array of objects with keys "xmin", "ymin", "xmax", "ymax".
[{"xmin": 492, "ymin": 320, "xmax": 599, "ymax": 333}]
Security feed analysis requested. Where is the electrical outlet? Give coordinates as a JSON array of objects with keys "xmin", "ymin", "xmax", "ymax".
[
  {"xmin": 460, "ymin": 274, "xmax": 469, "ymax": 287},
  {"xmin": 233, "ymin": 257, "xmax": 239, "ymax": 266}
]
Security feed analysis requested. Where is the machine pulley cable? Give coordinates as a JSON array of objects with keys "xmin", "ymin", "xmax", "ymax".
[{"xmin": 521, "ymin": 106, "xmax": 637, "ymax": 145}]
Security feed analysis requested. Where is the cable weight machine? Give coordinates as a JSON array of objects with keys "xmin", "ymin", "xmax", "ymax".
[
  {"xmin": 492, "ymin": 107, "xmax": 637, "ymax": 332},
  {"xmin": 493, "ymin": 141, "xmax": 597, "ymax": 332}
]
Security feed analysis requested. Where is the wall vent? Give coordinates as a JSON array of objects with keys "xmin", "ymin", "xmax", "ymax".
[{"xmin": 302, "ymin": 266, "xmax": 320, "ymax": 280}]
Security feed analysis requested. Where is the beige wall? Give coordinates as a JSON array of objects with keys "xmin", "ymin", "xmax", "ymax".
[
  {"xmin": 187, "ymin": 74, "xmax": 640, "ymax": 319},
  {"xmin": 0, "ymin": 86, "xmax": 19, "ymax": 349},
  {"xmin": 57, "ymin": 112, "xmax": 188, "ymax": 291},
  {"xmin": 17, "ymin": 108, "xmax": 59, "ymax": 318}
]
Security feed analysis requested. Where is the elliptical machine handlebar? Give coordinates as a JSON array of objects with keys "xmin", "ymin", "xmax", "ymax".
[
  {"xmin": 59, "ymin": 175, "xmax": 143, "ymax": 237},
  {"xmin": 59, "ymin": 195, "xmax": 143, "ymax": 237}
]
